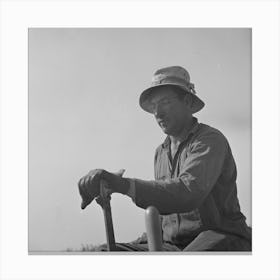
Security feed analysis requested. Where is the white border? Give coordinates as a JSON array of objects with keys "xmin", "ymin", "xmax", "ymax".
[{"xmin": 1, "ymin": 1, "xmax": 279, "ymax": 280}]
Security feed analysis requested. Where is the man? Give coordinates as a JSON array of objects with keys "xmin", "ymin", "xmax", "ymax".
[{"xmin": 78, "ymin": 66, "xmax": 252, "ymax": 251}]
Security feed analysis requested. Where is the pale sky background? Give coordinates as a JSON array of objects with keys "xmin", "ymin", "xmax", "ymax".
[{"xmin": 28, "ymin": 28, "xmax": 251, "ymax": 252}]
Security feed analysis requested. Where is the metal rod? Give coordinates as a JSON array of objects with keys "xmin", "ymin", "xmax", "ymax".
[{"xmin": 100, "ymin": 179, "xmax": 116, "ymax": 251}]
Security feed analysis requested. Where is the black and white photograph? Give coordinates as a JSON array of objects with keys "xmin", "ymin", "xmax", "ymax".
[
  {"xmin": 1, "ymin": 1, "xmax": 280, "ymax": 280},
  {"xmin": 29, "ymin": 28, "xmax": 252, "ymax": 253}
]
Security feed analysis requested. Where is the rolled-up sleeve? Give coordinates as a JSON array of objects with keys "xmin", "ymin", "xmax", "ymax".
[{"xmin": 131, "ymin": 131, "xmax": 228, "ymax": 214}]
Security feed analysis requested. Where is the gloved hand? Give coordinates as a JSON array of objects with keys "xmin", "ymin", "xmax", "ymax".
[{"xmin": 78, "ymin": 169, "xmax": 129, "ymax": 210}]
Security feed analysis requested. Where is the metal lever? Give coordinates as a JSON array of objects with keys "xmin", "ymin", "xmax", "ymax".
[
  {"xmin": 145, "ymin": 206, "xmax": 162, "ymax": 251},
  {"xmin": 98, "ymin": 179, "xmax": 116, "ymax": 251}
]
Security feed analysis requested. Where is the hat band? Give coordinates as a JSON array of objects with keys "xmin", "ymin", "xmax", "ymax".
[{"xmin": 151, "ymin": 76, "xmax": 196, "ymax": 94}]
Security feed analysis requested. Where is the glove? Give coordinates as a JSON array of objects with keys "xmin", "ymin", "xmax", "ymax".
[{"xmin": 78, "ymin": 169, "xmax": 128, "ymax": 210}]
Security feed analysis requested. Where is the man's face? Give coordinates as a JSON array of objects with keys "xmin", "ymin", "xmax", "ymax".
[{"xmin": 148, "ymin": 86, "xmax": 192, "ymax": 136}]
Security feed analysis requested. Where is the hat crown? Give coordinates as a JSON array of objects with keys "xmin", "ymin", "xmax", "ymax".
[{"xmin": 152, "ymin": 66, "xmax": 190, "ymax": 86}]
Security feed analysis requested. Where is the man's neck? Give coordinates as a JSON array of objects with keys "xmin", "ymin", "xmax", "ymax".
[{"xmin": 169, "ymin": 117, "xmax": 195, "ymax": 146}]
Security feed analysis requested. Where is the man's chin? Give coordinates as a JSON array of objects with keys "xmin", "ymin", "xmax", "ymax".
[{"xmin": 160, "ymin": 126, "xmax": 171, "ymax": 135}]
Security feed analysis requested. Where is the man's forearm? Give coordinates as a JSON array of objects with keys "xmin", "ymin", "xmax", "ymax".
[{"xmin": 125, "ymin": 177, "xmax": 205, "ymax": 214}]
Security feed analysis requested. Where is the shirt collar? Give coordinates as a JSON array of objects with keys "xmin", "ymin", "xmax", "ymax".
[{"xmin": 162, "ymin": 117, "xmax": 200, "ymax": 149}]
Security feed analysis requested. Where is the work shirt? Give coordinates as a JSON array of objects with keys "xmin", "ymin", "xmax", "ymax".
[{"xmin": 128, "ymin": 118, "xmax": 251, "ymax": 247}]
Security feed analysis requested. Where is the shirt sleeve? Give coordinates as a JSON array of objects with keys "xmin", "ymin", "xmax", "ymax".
[{"xmin": 130, "ymin": 130, "xmax": 229, "ymax": 214}]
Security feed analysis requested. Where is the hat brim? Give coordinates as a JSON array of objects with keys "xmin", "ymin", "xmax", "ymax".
[{"xmin": 139, "ymin": 83, "xmax": 205, "ymax": 114}]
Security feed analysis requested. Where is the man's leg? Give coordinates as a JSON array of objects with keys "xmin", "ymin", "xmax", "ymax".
[{"xmin": 183, "ymin": 230, "xmax": 251, "ymax": 251}]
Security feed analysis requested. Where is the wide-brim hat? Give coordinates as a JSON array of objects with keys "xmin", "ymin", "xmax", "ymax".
[{"xmin": 139, "ymin": 66, "xmax": 205, "ymax": 114}]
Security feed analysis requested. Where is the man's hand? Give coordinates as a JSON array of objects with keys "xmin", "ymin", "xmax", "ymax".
[{"xmin": 78, "ymin": 169, "xmax": 129, "ymax": 210}]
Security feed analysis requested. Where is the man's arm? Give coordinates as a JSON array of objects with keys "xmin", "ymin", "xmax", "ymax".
[
  {"xmin": 126, "ymin": 131, "xmax": 228, "ymax": 214},
  {"xmin": 78, "ymin": 131, "xmax": 228, "ymax": 213}
]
